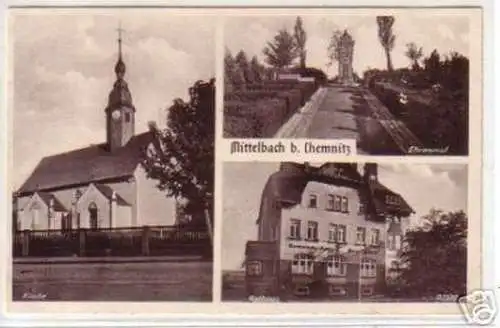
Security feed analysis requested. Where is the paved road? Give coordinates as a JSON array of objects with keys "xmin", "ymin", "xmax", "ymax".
[
  {"xmin": 13, "ymin": 260, "xmax": 212, "ymax": 301},
  {"xmin": 286, "ymin": 84, "xmax": 420, "ymax": 155}
]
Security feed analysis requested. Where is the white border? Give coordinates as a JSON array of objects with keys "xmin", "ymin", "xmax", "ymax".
[{"xmin": 0, "ymin": 0, "xmax": 496, "ymax": 327}]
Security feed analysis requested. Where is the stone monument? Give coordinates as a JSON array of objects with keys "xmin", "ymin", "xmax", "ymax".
[{"xmin": 338, "ymin": 30, "xmax": 355, "ymax": 85}]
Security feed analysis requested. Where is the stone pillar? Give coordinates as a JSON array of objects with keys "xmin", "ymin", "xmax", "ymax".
[
  {"xmin": 111, "ymin": 191, "xmax": 117, "ymax": 228},
  {"xmin": 141, "ymin": 226, "xmax": 150, "ymax": 256},
  {"xmin": 48, "ymin": 198, "xmax": 54, "ymax": 230}
]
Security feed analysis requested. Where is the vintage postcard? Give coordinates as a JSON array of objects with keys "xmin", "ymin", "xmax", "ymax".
[
  {"xmin": 3, "ymin": 5, "xmax": 488, "ymax": 323},
  {"xmin": 8, "ymin": 8, "xmax": 215, "ymax": 305}
]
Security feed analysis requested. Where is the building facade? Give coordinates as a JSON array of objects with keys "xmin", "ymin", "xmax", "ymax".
[
  {"xmin": 15, "ymin": 36, "xmax": 180, "ymax": 231},
  {"xmin": 246, "ymin": 162, "xmax": 413, "ymax": 299}
]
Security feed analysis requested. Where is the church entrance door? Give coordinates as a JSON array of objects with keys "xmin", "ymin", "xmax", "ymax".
[{"xmin": 88, "ymin": 202, "xmax": 98, "ymax": 231}]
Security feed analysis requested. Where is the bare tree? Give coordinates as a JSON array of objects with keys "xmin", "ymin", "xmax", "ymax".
[
  {"xmin": 405, "ymin": 42, "xmax": 424, "ymax": 71},
  {"xmin": 293, "ymin": 16, "xmax": 307, "ymax": 69},
  {"xmin": 326, "ymin": 30, "xmax": 343, "ymax": 68},
  {"xmin": 376, "ymin": 16, "xmax": 396, "ymax": 71}
]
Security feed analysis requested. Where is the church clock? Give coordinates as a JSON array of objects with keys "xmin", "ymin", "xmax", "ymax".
[{"xmin": 112, "ymin": 110, "xmax": 122, "ymax": 120}]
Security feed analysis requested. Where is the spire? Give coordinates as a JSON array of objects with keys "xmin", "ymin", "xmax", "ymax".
[
  {"xmin": 114, "ymin": 22, "xmax": 126, "ymax": 79},
  {"xmin": 106, "ymin": 23, "xmax": 134, "ymax": 113}
]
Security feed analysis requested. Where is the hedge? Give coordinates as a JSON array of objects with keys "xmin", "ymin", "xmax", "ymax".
[
  {"xmin": 370, "ymin": 82, "xmax": 468, "ymax": 155},
  {"xmin": 223, "ymin": 80, "xmax": 319, "ymax": 138}
]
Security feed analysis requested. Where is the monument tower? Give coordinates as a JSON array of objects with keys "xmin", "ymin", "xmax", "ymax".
[{"xmin": 338, "ymin": 30, "xmax": 355, "ymax": 85}]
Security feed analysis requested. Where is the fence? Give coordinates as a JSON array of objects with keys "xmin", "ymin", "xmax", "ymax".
[{"xmin": 13, "ymin": 225, "xmax": 212, "ymax": 258}]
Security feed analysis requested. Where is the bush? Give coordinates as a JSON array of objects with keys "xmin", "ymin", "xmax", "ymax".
[
  {"xmin": 224, "ymin": 90, "xmax": 278, "ymax": 102},
  {"xmin": 370, "ymin": 81, "xmax": 468, "ymax": 155},
  {"xmin": 223, "ymin": 79, "xmax": 320, "ymax": 138},
  {"xmin": 289, "ymin": 67, "xmax": 328, "ymax": 85}
]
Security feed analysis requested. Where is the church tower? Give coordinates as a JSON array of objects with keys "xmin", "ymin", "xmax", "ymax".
[{"xmin": 105, "ymin": 27, "xmax": 135, "ymax": 151}]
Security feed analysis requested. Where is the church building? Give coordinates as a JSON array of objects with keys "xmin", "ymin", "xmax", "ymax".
[{"xmin": 15, "ymin": 35, "xmax": 179, "ymax": 231}]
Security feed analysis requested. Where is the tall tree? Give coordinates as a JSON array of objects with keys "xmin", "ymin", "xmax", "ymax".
[
  {"xmin": 394, "ymin": 209, "xmax": 467, "ymax": 298},
  {"xmin": 250, "ymin": 56, "xmax": 264, "ymax": 82},
  {"xmin": 326, "ymin": 29, "xmax": 343, "ymax": 68},
  {"xmin": 224, "ymin": 50, "xmax": 245, "ymax": 91},
  {"xmin": 263, "ymin": 28, "xmax": 298, "ymax": 69},
  {"xmin": 405, "ymin": 42, "xmax": 424, "ymax": 71},
  {"xmin": 293, "ymin": 16, "xmax": 307, "ymax": 69},
  {"xmin": 423, "ymin": 49, "xmax": 441, "ymax": 83},
  {"xmin": 235, "ymin": 50, "xmax": 253, "ymax": 83},
  {"xmin": 142, "ymin": 79, "xmax": 215, "ymax": 243},
  {"xmin": 376, "ymin": 16, "xmax": 396, "ymax": 71}
]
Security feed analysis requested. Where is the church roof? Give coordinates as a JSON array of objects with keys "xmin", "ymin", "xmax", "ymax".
[
  {"xmin": 36, "ymin": 192, "xmax": 68, "ymax": 212},
  {"xmin": 17, "ymin": 132, "xmax": 153, "ymax": 195},
  {"xmin": 93, "ymin": 183, "xmax": 130, "ymax": 206}
]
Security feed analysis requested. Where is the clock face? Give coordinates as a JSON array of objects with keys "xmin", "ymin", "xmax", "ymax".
[{"xmin": 111, "ymin": 110, "xmax": 121, "ymax": 120}]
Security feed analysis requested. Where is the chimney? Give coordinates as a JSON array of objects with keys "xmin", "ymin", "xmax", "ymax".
[{"xmin": 363, "ymin": 163, "xmax": 378, "ymax": 182}]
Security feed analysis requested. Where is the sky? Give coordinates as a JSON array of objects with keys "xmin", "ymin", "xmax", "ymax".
[
  {"xmin": 11, "ymin": 9, "xmax": 215, "ymax": 190},
  {"xmin": 224, "ymin": 13, "xmax": 469, "ymax": 77},
  {"xmin": 221, "ymin": 162, "xmax": 468, "ymax": 271}
]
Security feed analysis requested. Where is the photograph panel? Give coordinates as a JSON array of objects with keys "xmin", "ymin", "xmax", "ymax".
[
  {"xmin": 223, "ymin": 12, "xmax": 470, "ymax": 156},
  {"xmin": 222, "ymin": 161, "xmax": 468, "ymax": 302},
  {"xmin": 10, "ymin": 9, "xmax": 215, "ymax": 302}
]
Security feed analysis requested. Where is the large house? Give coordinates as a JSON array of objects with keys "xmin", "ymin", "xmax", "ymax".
[
  {"xmin": 245, "ymin": 162, "xmax": 413, "ymax": 299},
  {"xmin": 15, "ymin": 37, "xmax": 178, "ymax": 231}
]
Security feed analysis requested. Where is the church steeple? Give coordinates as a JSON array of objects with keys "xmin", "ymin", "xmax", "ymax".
[
  {"xmin": 114, "ymin": 25, "xmax": 126, "ymax": 79},
  {"xmin": 105, "ymin": 24, "xmax": 136, "ymax": 151}
]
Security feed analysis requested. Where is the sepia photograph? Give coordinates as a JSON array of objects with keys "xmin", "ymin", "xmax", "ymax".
[
  {"xmin": 10, "ymin": 9, "xmax": 215, "ymax": 302},
  {"xmin": 221, "ymin": 161, "xmax": 468, "ymax": 302},
  {"xmin": 223, "ymin": 13, "xmax": 470, "ymax": 155}
]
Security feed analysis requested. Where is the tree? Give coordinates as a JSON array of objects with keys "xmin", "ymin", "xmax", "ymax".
[
  {"xmin": 405, "ymin": 42, "xmax": 423, "ymax": 71},
  {"xmin": 423, "ymin": 49, "xmax": 441, "ymax": 83},
  {"xmin": 235, "ymin": 50, "xmax": 253, "ymax": 84},
  {"xmin": 394, "ymin": 209, "xmax": 467, "ymax": 298},
  {"xmin": 376, "ymin": 16, "xmax": 396, "ymax": 71},
  {"xmin": 224, "ymin": 50, "xmax": 245, "ymax": 91},
  {"xmin": 142, "ymin": 79, "xmax": 215, "ymax": 243},
  {"xmin": 250, "ymin": 56, "xmax": 265, "ymax": 82},
  {"xmin": 293, "ymin": 16, "xmax": 307, "ymax": 69},
  {"xmin": 326, "ymin": 30, "xmax": 343, "ymax": 68},
  {"xmin": 263, "ymin": 28, "xmax": 298, "ymax": 69}
]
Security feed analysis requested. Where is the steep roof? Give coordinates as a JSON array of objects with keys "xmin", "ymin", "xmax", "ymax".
[
  {"xmin": 256, "ymin": 162, "xmax": 413, "ymax": 225},
  {"xmin": 36, "ymin": 192, "xmax": 67, "ymax": 212},
  {"xmin": 368, "ymin": 180, "xmax": 414, "ymax": 217},
  {"xmin": 93, "ymin": 183, "xmax": 130, "ymax": 206},
  {"xmin": 17, "ymin": 132, "xmax": 153, "ymax": 195}
]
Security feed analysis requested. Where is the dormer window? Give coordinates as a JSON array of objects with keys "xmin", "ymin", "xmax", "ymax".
[
  {"xmin": 308, "ymin": 194, "xmax": 317, "ymax": 208},
  {"xmin": 125, "ymin": 112, "xmax": 131, "ymax": 122}
]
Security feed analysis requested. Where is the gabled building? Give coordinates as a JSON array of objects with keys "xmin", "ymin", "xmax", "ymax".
[
  {"xmin": 246, "ymin": 162, "xmax": 413, "ymax": 299},
  {"xmin": 15, "ymin": 35, "xmax": 179, "ymax": 231}
]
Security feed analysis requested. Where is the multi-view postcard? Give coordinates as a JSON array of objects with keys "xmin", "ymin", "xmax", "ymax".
[{"xmin": 3, "ymin": 6, "xmax": 490, "ymax": 325}]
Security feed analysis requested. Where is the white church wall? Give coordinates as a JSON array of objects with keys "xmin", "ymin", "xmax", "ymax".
[
  {"xmin": 114, "ymin": 204, "xmax": 133, "ymax": 228},
  {"xmin": 134, "ymin": 164, "xmax": 177, "ymax": 226},
  {"xmin": 106, "ymin": 179, "xmax": 137, "ymax": 226},
  {"xmin": 18, "ymin": 194, "xmax": 49, "ymax": 230},
  {"xmin": 76, "ymin": 185, "xmax": 111, "ymax": 229}
]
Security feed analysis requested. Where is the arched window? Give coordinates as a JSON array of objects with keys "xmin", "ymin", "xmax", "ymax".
[
  {"xmin": 326, "ymin": 256, "xmax": 347, "ymax": 276},
  {"xmin": 88, "ymin": 202, "xmax": 98, "ymax": 230}
]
